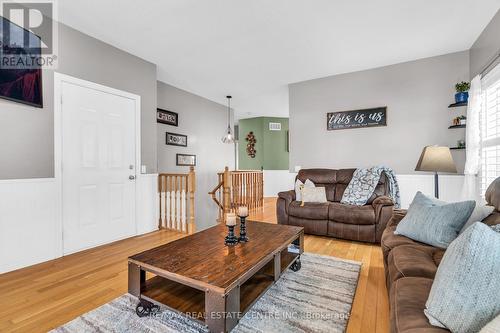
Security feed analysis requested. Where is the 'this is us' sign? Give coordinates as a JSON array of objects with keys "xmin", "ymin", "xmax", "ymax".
[{"xmin": 327, "ymin": 107, "xmax": 387, "ymax": 130}]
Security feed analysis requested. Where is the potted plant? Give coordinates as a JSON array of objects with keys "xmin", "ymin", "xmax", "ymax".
[
  {"xmin": 459, "ymin": 115, "xmax": 467, "ymax": 125},
  {"xmin": 455, "ymin": 81, "xmax": 470, "ymax": 103}
]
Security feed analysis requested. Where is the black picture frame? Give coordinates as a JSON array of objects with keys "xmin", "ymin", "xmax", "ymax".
[
  {"xmin": 166, "ymin": 132, "xmax": 187, "ymax": 147},
  {"xmin": 176, "ymin": 154, "xmax": 196, "ymax": 166},
  {"xmin": 327, "ymin": 107, "xmax": 387, "ymax": 131},
  {"xmin": 157, "ymin": 108, "xmax": 178, "ymax": 126}
]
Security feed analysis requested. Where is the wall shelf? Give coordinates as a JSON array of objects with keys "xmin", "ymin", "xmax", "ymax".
[
  {"xmin": 450, "ymin": 147, "xmax": 466, "ymax": 150},
  {"xmin": 448, "ymin": 102, "xmax": 468, "ymax": 108},
  {"xmin": 448, "ymin": 124, "xmax": 466, "ymax": 129}
]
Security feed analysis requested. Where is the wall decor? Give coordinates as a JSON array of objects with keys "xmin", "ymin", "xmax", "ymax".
[
  {"xmin": 0, "ymin": 16, "xmax": 43, "ymax": 108},
  {"xmin": 166, "ymin": 132, "xmax": 187, "ymax": 147},
  {"xmin": 327, "ymin": 107, "xmax": 387, "ymax": 131},
  {"xmin": 176, "ymin": 154, "xmax": 196, "ymax": 166},
  {"xmin": 157, "ymin": 108, "xmax": 178, "ymax": 126},
  {"xmin": 246, "ymin": 132, "xmax": 256, "ymax": 158}
]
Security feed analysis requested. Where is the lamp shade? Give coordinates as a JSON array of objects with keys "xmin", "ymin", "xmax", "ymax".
[{"xmin": 415, "ymin": 146, "xmax": 457, "ymax": 173}]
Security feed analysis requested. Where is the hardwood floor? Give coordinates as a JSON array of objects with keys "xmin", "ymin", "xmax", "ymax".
[{"xmin": 0, "ymin": 197, "xmax": 389, "ymax": 333}]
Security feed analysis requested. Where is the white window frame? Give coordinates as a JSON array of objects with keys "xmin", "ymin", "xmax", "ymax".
[{"xmin": 479, "ymin": 64, "xmax": 500, "ymax": 195}]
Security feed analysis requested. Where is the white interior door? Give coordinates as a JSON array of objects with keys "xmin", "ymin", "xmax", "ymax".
[{"xmin": 62, "ymin": 81, "xmax": 137, "ymax": 254}]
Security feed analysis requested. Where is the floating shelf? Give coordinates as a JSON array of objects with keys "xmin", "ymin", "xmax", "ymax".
[
  {"xmin": 448, "ymin": 124, "xmax": 466, "ymax": 129},
  {"xmin": 448, "ymin": 102, "xmax": 468, "ymax": 108},
  {"xmin": 450, "ymin": 147, "xmax": 466, "ymax": 150}
]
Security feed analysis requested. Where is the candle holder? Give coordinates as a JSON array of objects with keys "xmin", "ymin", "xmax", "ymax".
[
  {"xmin": 238, "ymin": 216, "xmax": 249, "ymax": 242},
  {"xmin": 224, "ymin": 225, "xmax": 239, "ymax": 246}
]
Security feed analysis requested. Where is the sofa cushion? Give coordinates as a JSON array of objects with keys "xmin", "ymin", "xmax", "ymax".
[
  {"xmin": 390, "ymin": 277, "xmax": 449, "ymax": 333},
  {"xmin": 387, "ymin": 245, "xmax": 444, "ymax": 283},
  {"xmin": 289, "ymin": 216, "xmax": 328, "ymax": 235},
  {"xmin": 395, "ymin": 192, "xmax": 475, "ymax": 249},
  {"xmin": 302, "ymin": 187, "xmax": 327, "ymax": 203},
  {"xmin": 424, "ymin": 222, "xmax": 500, "ymax": 333},
  {"xmin": 327, "ymin": 221, "xmax": 376, "ymax": 243},
  {"xmin": 289, "ymin": 201, "xmax": 329, "ymax": 220},
  {"xmin": 382, "ymin": 224, "xmax": 425, "ymax": 252},
  {"xmin": 328, "ymin": 202, "xmax": 376, "ymax": 225}
]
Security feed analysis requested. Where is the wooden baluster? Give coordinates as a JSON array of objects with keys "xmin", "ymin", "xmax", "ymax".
[
  {"xmin": 188, "ymin": 166, "xmax": 196, "ymax": 234},
  {"xmin": 222, "ymin": 167, "xmax": 231, "ymax": 223},
  {"xmin": 158, "ymin": 175, "xmax": 163, "ymax": 229},
  {"xmin": 168, "ymin": 176, "xmax": 173, "ymax": 229}
]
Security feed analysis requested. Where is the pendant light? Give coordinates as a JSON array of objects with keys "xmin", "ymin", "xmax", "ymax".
[{"xmin": 222, "ymin": 95, "xmax": 235, "ymax": 144}]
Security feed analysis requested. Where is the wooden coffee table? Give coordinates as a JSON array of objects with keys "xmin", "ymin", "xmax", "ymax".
[{"xmin": 128, "ymin": 221, "xmax": 304, "ymax": 333}]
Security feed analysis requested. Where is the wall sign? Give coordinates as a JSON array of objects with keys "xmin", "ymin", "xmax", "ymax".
[
  {"xmin": 166, "ymin": 132, "xmax": 187, "ymax": 147},
  {"xmin": 176, "ymin": 154, "xmax": 196, "ymax": 166},
  {"xmin": 157, "ymin": 108, "xmax": 178, "ymax": 126},
  {"xmin": 327, "ymin": 107, "xmax": 387, "ymax": 131}
]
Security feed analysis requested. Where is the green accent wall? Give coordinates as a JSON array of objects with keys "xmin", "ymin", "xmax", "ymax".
[{"xmin": 238, "ymin": 117, "xmax": 289, "ymax": 170}]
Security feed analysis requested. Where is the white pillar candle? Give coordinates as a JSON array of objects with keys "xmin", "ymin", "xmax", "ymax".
[
  {"xmin": 226, "ymin": 213, "xmax": 237, "ymax": 226},
  {"xmin": 237, "ymin": 206, "xmax": 248, "ymax": 217}
]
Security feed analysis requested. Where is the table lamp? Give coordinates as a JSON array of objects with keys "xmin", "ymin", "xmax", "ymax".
[{"xmin": 415, "ymin": 146, "xmax": 457, "ymax": 198}]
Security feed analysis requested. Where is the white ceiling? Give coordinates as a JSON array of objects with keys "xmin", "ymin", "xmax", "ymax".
[{"xmin": 58, "ymin": 0, "xmax": 500, "ymax": 120}]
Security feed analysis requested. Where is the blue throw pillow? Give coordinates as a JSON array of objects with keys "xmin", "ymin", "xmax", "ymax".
[
  {"xmin": 424, "ymin": 222, "xmax": 500, "ymax": 333},
  {"xmin": 394, "ymin": 192, "xmax": 475, "ymax": 248}
]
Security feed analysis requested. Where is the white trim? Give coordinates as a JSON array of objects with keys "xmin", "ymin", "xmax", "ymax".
[
  {"xmin": 0, "ymin": 177, "xmax": 55, "ymax": 184},
  {"xmin": 54, "ymin": 72, "xmax": 142, "ymax": 257}
]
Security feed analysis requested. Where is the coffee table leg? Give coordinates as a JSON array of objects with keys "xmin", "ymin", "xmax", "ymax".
[
  {"xmin": 128, "ymin": 262, "xmax": 145, "ymax": 297},
  {"xmin": 205, "ymin": 287, "xmax": 240, "ymax": 333}
]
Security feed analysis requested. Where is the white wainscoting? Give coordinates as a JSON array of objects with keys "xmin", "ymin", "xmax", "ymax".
[
  {"xmin": 136, "ymin": 174, "xmax": 160, "ymax": 235},
  {"xmin": 263, "ymin": 170, "xmax": 467, "ymax": 209},
  {"xmin": 0, "ymin": 175, "xmax": 159, "ymax": 274},
  {"xmin": 0, "ymin": 178, "xmax": 59, "ymax": 274}
]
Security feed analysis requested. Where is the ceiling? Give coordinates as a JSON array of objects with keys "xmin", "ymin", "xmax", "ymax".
[{"xmin": 58, "ymin": 0, "xmax": 500, "ymax": 120}]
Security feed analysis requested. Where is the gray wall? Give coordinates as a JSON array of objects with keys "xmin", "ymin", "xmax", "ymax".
[
  {"xmin": 157, "ymin": 81, "xmax": 235, "ymax": 231},
  {"xmin": 289, "ymin": 51, "xmax": 469, "ymax": 175},
  {"xmin": 470, "ymin": 9, "xmax": 500, "ymax": 78},
  {"xmin": 0, "ymin": 23, "xmax": 158, "ymax": 179}
]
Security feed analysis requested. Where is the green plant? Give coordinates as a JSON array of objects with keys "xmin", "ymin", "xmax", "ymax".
[
  {"xmin": 458, "ymin": 115, "xmax": 467, "ymax": 120},
  {"xmin": 455, "ymin": 81, "xmax": 470, "ymax": 93}
]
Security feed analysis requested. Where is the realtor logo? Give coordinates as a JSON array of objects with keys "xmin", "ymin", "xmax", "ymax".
[{"xmin": 0, "ymin": 0, "xmax": 58, "ymax": 69}]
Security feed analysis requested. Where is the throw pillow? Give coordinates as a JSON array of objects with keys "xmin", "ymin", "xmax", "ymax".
[
  {"xmin": 480, "ymin": 314, "xmax": 500, "ymax": 333},
  {"xmin": 424, "ymin": 222, "xmax": 500, "ymax": 333},
  {"xmin": 459, "ymin": 204, "xmax": 495, "ymax": 234},
  {"xmin": 294, "ymin": 179, "xmax": 314, "ymax": 202},
  {"xmin": 394, "ymin": 192, "xmax": 475, "ymax": 248},
  {"xmin": 301, "ymin": 187, "xmax": 327, "ymax": 204}
]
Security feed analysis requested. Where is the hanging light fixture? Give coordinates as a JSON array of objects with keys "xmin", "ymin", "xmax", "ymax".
[{"xmin": 222, "ymin": 95, "xmax": 235, "ymax": 144}]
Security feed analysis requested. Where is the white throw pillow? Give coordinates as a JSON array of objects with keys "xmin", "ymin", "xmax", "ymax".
[
  {"xmin": 459, "ymin": 204, "xmax": 495, "ymax": 234},
  {"xmin": 294, "ymin": 179, "xmax": 315, "ymax": 201},
  {"xmin": 480, "ymin": 314, "xmax": 500, "ymax": 333},
  {"xmin": 301, "ymin": 187, "xmax": 327, "ymax": 204}
]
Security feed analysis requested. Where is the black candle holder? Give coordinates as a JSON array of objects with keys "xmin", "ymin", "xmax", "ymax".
[
  {"xmin": 224, "ymin": 225, "xmax": 239, "ymax": 246},
  {"xmin": 238, "ymin": 216, "xmax": 249, "ymax": 242}
]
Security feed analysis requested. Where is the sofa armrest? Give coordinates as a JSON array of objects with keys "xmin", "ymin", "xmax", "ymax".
[
  {"xmin": 278, "ymin": 190, "xmax": 296, "ymax": 204},
  {"xmin": 372, "ymin": 195, "xmax": 394, "ymax": 208},
  {"xmin": 277, "ymin": 190, "xmax": 295, "ymax": 225},
  {"xmin": 386, "ymin": 209, "xmax": 407, "ymax": 228}
]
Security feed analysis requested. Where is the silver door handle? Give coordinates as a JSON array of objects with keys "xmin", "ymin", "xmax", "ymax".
[{"xmin": 129, "ymin": 175, "xmax": 136, "ymax": 180}]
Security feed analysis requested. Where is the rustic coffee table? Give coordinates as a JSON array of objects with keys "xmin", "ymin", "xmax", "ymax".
[{"xmin": 128, "ymin": 221, "xmax": 304, "ymax": 333}]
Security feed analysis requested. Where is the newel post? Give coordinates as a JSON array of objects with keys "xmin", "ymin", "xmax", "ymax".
[
  {"xmin": 222, "ymin": 166, "xmax": 231, "ymax": 223},
  {"xmin": 188, "ymin": 166, "xmax": 196, "ymax": 234}
]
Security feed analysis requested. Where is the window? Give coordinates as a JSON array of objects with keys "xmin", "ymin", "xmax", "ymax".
[{"xmin": 480, "ymin": 65, "xmax": 500, "ymax": 195}]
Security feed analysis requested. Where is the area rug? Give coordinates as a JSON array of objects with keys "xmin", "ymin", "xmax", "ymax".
[{"xmin": 52, "ymin": 253, "xmax": 361, "ymax": 333}]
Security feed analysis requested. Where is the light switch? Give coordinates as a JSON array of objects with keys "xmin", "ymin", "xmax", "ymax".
[{"xmin": 141, "ymin": 165, "xmax": 147, "ymax": 174}]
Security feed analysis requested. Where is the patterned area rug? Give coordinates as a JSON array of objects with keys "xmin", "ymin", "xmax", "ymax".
[{"xmin": 52, "ymin": 253, "xmax": 361, "ymax": 333}]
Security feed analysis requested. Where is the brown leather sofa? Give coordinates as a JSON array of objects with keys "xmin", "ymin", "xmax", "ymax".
[
  {"xmin": 277, "ymin": 168, "xmax": 394, "ymax": 243},
  {"xmin": 382, "ymin": 179, "xmax": 500, "ymax": 333}
]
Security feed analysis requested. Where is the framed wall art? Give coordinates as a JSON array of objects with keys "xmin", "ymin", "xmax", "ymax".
[
  {"xmin": 176, "ymin": 154, "xmax": 196, "ymax": 166},
  {"xmin": 166, "ymin": 132, "xmax": 187, "ymax": 147},
  {"xmin": 157, "ymin": 108, "xmax": 178, "ymax": 126}
]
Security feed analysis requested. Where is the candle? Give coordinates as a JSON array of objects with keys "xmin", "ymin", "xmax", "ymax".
[
  {"xmin": 226, "ymin": 213, "xmax": 237, "ymax": 226},
  {"xmin": 237, "ymin": 206, "xmax": 248, "ymax": 217}
]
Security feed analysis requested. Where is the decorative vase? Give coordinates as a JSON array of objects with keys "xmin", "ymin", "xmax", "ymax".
[{"xmin": 455, "ymin": 92, "xmax": 469, "ymax": 103}]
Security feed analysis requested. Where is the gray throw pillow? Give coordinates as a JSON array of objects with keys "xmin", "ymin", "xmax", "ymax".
[
  {"xmin": 394, "ymin": 192, "xmax": 475, "ymax": 248},
  {"xmin": 425, "ymin": 222, "xmax": 500, "ymax": 333}
]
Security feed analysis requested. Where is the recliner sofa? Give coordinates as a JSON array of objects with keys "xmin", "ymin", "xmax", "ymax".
[{"xmin": 277, "ymin": 168, "xmax": 394, "ymax": 243}]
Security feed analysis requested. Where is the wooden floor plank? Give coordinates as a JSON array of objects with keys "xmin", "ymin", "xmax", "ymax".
[{"xmin": 0, "ymin": 197, "xmax": 389, "ymax": 332}]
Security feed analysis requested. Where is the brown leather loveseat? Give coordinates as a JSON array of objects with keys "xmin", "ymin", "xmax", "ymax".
[
  {"xmin": 277, "ymin": 168, "xmax": 394, "ymax": 243},
  {"xmin": 382, "ymin": 179, "xmax": 500, "ymax": 333}
]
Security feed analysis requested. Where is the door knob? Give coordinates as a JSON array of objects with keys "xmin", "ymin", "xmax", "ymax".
[{"xmin": 129, "ymin": 175, "xmax": 136, "ymax": 180}]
